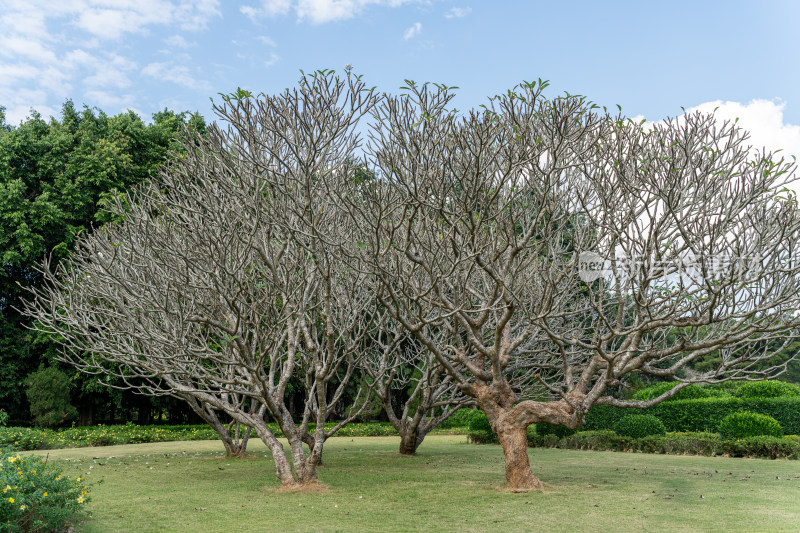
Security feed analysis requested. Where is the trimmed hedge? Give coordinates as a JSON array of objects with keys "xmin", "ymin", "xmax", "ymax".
[
  {"xmin": 534, "ymin": 424, "xmax": 575, "ymax": 438},
  {"xmin": 467, "ymin": 412, "xmax": 497, "ymax": 444},
  {"xmin": 633, "ymin": 382, "xmax": 729, "ymax": 402},
  {"xmin": 584, "ymin": 397, "xmax": 800, "ymax": 435},
  {"xmin": 0, "ymin": 422, "xmax": 406, "ymax": 451},
  {"xmin": 439, "ymin": 408, "xmax": 482, "ymax": 429},
  {"xmin": 734, "ymin": 380, "xmax": 800, "ymax": 399},
  {"xmin": 527, "ymin": 430, "xmax": 800, "ymax": 459},
  {"xmin": 717, "ymin": 411, "xmax": 783, "ymax": 439},
  {"xmin": 613, "ymin": 414, "xmax": 666, "ymax": 438}
]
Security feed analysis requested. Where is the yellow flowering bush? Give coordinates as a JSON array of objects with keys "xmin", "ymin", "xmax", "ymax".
[{"xmin": 0, "ymin": 449, "xmax": 90, "ymax": 532}]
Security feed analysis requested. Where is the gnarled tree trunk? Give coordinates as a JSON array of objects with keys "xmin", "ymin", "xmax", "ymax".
[
  {"xmin": 495, "ymin": 421, "xmax": 541, "ymax": 489},
  {"xmin": 398, "ymin": 429, "xmax": 425, "ymax": 456}
]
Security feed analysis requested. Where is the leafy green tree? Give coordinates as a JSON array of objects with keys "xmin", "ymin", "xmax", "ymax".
[
  {"xmin": 25, "ymin": 366, "xmax": 77, "ymax": 427},
  {"xmin": 0, "ymin": 101, "xmax": 205, "ymax": 421}
]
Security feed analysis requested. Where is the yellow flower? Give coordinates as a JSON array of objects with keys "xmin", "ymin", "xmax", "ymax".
[
  {"xmin": 19, "ymin": 505, "xmax": 26, "ymax": 511},
  {"xmin": 76, "ymin": 477, "xmax": 81, "ymax": 482},
  {"xmin": 43, "ymin": 492, "xmax": 48, "ymax": 497},
  {"xmin": 7, "ymin": 497, "xmax": 14, "ymax": 503},
  {"xmin": 77, "ymin": 497, "xmax": 84, "ymax": 504}
]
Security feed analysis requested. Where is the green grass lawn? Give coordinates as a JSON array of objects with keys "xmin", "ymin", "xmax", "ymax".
[{"xmin": 25, "ymin": 435, "xmax": 800, "ymax": 532}]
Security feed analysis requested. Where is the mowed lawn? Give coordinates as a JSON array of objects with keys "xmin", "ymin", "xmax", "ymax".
[{"xmin": 25, "ymin": 435, "xmax": 800, "ymax": 532}]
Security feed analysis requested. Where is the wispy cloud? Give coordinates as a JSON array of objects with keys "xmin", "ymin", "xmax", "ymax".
[
  {"xmin": 165, "ymin": 35, "xmax": 195, "ymax": 48},
  {"xmin": 241, "ymin": 0, "xmax": 417, "ymax": 25},
  {"xmin": 264, "ymin": 52, "xmax": 281, "ymax": 67},
  {"xmin": 403, "ymin": 21, "xmax": 422, "ymax": 40},
  {"xmin": 257, "ymin": 35, "xmax": 278, "ymax": 47},
  {"xmin": 444, "ymin": 6, "xmax": 471, "ymax": 18},
  {"xmin": 141, "ymin": 61, "xmax": 211, "ymax": 91},
  {"xmin": 0, "ymin": 1, "xmax": 221, "ymax": 124}
]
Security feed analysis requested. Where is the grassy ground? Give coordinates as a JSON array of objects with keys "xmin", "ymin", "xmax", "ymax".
[{"xmin": 25, "ymin": 436, "xmax": 800, "ymax": 532}]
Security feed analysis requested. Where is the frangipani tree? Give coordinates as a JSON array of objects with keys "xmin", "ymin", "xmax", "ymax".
[
  {"xmin": 334, "ymin": 80, "xmax": 800, "ymax": 489},
  {"xmin": 24, "ymin": 71, "xmax": 379, "ymax": 486}
]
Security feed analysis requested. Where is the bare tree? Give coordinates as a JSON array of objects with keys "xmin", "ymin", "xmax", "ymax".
[
  {"xmin": 334, "ymin": 80, "xmax": 800, "ymax": 489},
  {"xmin": 361, "ymin": 309, "xmax": 472, "ymax": 455},
  {"xmin": 23, "ymin": 71, "xmax": 380, "ymax": 486}
]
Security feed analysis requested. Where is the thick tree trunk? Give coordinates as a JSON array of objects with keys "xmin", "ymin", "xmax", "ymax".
[
  {"xmin": 495, "ymin": 423, "xmax": 542, "ymax": 489},
  {"xmin": 78, "ymin": 403, "xmax": 94, "ymax": 426},
  {"xmin": 398, "ymin": 429, "xmax": 424, "ymax": 455}
]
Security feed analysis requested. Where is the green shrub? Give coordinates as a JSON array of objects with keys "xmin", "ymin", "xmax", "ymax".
[
  {"xmin": 439, "ymin": 408, "xmax": 481, "ymax": 429},
  {"xmin": 0, "ymin": 412, "xmax": 7, "ymax": 428},
  {"xmin": 467, "ymin": 412, "xmax": 498, "ymax": 444},
  {"xmin": 527, "ymin": 430, "xmax": 800, "ymax": 459},
  {"xmin": 0, "ymin": 449, "xmax": 91, "ymax": 532},
  {"xmin": 584, "ymin": 397, "xmax": 800, "ymax": 435},
  {"xmin": 734, "ymin": 380, "xmax": 800, "ymax": 399},
  {"xmin": 0, "ymin": 428, "xmax": 52, "ymax": 452},
  {"xmin": 637, "ymin": 432, "xmax": 724, "ymax": 456},
  {"xmin": 633, "ymin": 382, "xmax": 728, "ymax": 402},
  {"xmin": 725, "ymin": 435, "xmax": 800, "ymax": 459},
  {"xmin": 25, "ymin": 367, "xmax": 77, "ymax": 428},
  {"xmin": 717, "ymin": 411, "xmax": 783, "ymax": 439},
  {"xmin": 534, "ymin": 424, "xmax": 575, "ymax": 438},
  {"xmin": 564, "ymin": 430, "xmax": 632, "ymax": 451},
  {"xmin": 613, "ymin": 414, "xmax": 666, "ymax": 438}
]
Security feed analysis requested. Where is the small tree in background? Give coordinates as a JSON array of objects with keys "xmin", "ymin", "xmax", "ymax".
[{"xmin": 25, "ymin": 366, "xmax": 77, "ymax": 427}]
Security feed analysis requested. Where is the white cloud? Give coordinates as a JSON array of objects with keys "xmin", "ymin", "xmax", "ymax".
[
  {"xmin": 257, "ymin": 35, "xmax": 278, "ymax": 46},
  {"xmin": 403, "ymin": 21, "xmax": 421, "ymax": 40},
  {"xmin": 141, "ymin": 61, "xmax": 211, "ymax": 90},
  {"xmin": 264, "ymin": 51, "xmax": 280, "ymax": 67},
  {"xmin": 0, "ymin": 1, "xmax": 221, "ymax": 126},
  {"xmin": 0, "ymin": 35, "xmax": 58, "ymax": 64},
  {"xmin": 0, "ymin": 64, "xmax": 40, "ymax": 85},
  {"xmin": 444, "ymin": 6, "xmax": 471, "ymax": 18},
  {"xmin": 165, "ymin": 35, "xmax": 195, "ymax": 48},
  {"xmin": 0, "ymin": 87, "xmax": 58, "ymax": 126},
  {"xmin": 241, "ymin": 0, "xmax": 416, "ymax": 24},
  {"xmin": 241, "ymin": 0, "xmax": 293, "ymax": 21},
  {"xmin": 84, "ymin": 90, "xmax": 137, "ymax": 109},
  {"xmin": 686, "ymin": 99, "xmax": 800, "ymax": 161},
  {"xmin": 175, "ymin": 0, "xmax": 222, "ymax": 30}
]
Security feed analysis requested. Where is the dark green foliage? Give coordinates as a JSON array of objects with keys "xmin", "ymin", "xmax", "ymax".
[
  {"xmin": 612, "ymin": 414, "xmax": 666, "ymax": 438},
  {"xmin": 439, "ymin": 408, "xmax": 481, "ymax": 428},
  {"xmin": 584, "ymin": 397, "xmax": 800, "ymax": 435},
  {"xmin": 534, "ymin": 423, "xmax": 576, "ymax": 438},
  {"xmin": 527, "ymin": 430, "xmax": 800, "ymax": 459},
  {"xmin": 0, "ymin": 448, "xmax": 91, "ymax": 531},
  {"xmin": 632, "ymin": 382, "xmax": 729, "ymax": 402},
  {"xmin": 467, "ymin": 412, "xmax": 492, "ymax": 433},
  {"xmin": 467, "ymin": 412, "xmax": 498, "ymax": 444},
  {"xmin": 717, "ymin": 411, "xmax": 783, "ymax": 439},
  {"xmin": 24, "ymin": 367, "xmax": 76, "ymax": 428},
  {"xmin": 0, "ymin": 422, "xmax": 404, "ymax": 451},
  {"xmin": 733, "ymin": 380, "xmax": 800, "ymax": 399},
  {"xmin": 0, "ymin": 102, "xmax": 205, "ymax": 421}
]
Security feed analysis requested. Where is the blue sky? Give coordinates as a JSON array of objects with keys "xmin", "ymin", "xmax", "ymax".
[{"xmin": 1, "ymin": 0, "xmax": 799, "ymax": 156}]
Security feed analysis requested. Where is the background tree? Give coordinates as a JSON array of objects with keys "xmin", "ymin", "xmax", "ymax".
[
  {"xmin": 335, "ymin": 80, "xmax": 800, "ymax": 489},
  {"xmin": 0, "ymin": 101, "xmax": 205, "ymax": 423},
  {"xmin": 361, "ymin": 309, "xmax": 471, "ymax": 455},
  {"xmin": 25, "ymin": 366, "xmax": 77, "ymax": 427}
]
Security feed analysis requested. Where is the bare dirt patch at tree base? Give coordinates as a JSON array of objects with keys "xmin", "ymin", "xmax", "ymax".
[{"xmin": 272, "ymin": 481, "xmax": 330, "ymax": 493}]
